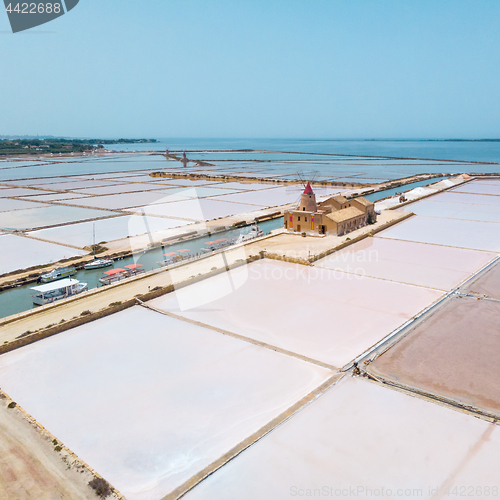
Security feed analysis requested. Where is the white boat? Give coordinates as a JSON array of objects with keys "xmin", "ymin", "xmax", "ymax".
[
  {"xmin": 235, "ymin": 225, "xmax": 263, "ymax": 244},
  {"xmin": 84, "ymin": 223, "xmax": 113, "ymax": 269},
  {"xmin": 84, "ymin": 258, "xmax": 113, "ymax": 270},
  {"xmin": 98, "ymin": 268, "xmax": 128, "ymax": 285},
  {"xmin": 203, "ymin": 237, "xmax": 233, "ymax": 252},
  {"xmin": 31, "ymin": 278, "xmax": 88, "ymax": 306},
  {"xmin": 98, "ymin": 264, "xmax": 145, "ymax": 286},
  {"xmin": 40, "ymin": 266, "xmax": 76, "ymax": 283}
]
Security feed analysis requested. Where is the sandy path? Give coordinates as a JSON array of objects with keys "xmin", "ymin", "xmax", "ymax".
[{"xmin": 0, "ymin": 397, "xmax": 100, "ymax": 500}]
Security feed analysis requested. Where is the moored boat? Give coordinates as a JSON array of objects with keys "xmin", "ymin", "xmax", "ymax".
[
  {"xmin": 40, "ymin": 266, "xmax": 76, "ymax": 283},
  {"xmin": 158, "ymin": 249, "xmax": 193, "ymax": 267},
  {"xmin": 203, "ymin": 237, "xmax": 233, "ymax": 252},
  {"xmin": 235, "ymin": 225, "xmax": 263, "ymax": 244},
  {"xmin": 98, "ymin": 264, "xmax": 145, "ymax": 285},
  {"xmin": 31, "ymin": 278, "xmax": 88, "ymax": 306},
  {"xmin": 99, "ymin": 268, "xmax": 128, "ymax": 285},
  {"xmin": 84, "ymin": 223, "xmax": 113, "ymax": 270},
  {"xmin": 84, "ymin": 258, "xmax": 113, "ymax": 270},
  {"xmin": 124, "ymin": 264, "xmax": 146, "ymax": 276}
]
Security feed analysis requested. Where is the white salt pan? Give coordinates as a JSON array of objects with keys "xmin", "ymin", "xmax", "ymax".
[
  {"xmin": 453, "ymin": 183, "xmax": 500, "ymax": 196},
  {"xmin": 0, "ymin": 307, "xmax": 332, "ymax": 500},
  {"xmin": 29, "ymin": 214, "xmax": 192, "ymax": 248},
  {"xmin": 380, "ymin": 216, "xmax": 500, "ymax": 252},
  {"xmin": 184, "ymin": 377, "xmax": 500, "ymax": 500},
  {"xmin": 0, "ymin": 198, "xmax": 46, "ymax": 213},
  {"xmin": 315, "ymin": 237, "xmax": 495, "ymax": 290},
  {"xmin": 150, "ymin": 260, "xmax": 443, "ymax": 368},
  {"xmin": 403, "ymin": 199, "xmax": 500, "ymax": 223},
  {"xmin": 130, "ymin": 198, "xmax": 263, "ymax": 221},
  {"xmin": 0, "ymin": 234, "xmax": 84, "ymax": 275}
]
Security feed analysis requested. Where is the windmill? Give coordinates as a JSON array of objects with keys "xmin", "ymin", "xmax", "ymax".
[
  {"xmin": 290, "ymin": 170, "xmax": 319, "ymax": 205},
  {"xmin": 296, "ymin": 170, "xmax": 319, "ymax": 190}
]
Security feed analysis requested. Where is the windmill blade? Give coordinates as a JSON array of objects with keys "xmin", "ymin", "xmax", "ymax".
[
  {"xmin": 296, "ymin": 171, "xmax": 307, "ymax": 187},
  {"xmin": 309, "ymin": 170, "xmax": 319, "ymax": 184}
]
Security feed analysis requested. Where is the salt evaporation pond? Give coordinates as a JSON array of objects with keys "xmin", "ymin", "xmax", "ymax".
[
  {"xmin": 379, "ymin": 216, "xmax": 500, "ymax": 252},
  {"xmin": 426, "ymin": 191, "xmax": 500, "ymax": 206},
  {"xmin": 183, "ymin": 376, "xmax": 500, "ymax": 500},
  {"xmin": 210, "ymin": 185, "xmax": 342, "ymax": 207},
  {"xmin": 17, "ymin": 192, "xmax": 92, "ymax": 202},
  {"xmin": 0, "ymin": 306, "xmax": 333, "ymax": 500},
  {"xmin": 0, "ymin": 234, "xmax": 85, "ymax": 275},
  {"xmin": 314, "ymin": 237, "xmax": 495, "ymax": 291},
  {"xmin": 404, "ymin": 198, "xmax": 500, "ymax": 223},
  {"xmin": 0, "ymin": 198, "xmax": 46, "ymax": 213},
  {"xmin": 0, "ymin": 187, "xmax": 57, "ymax": 197},
  {"xmin": 24, "ymin": 179, "xmax": 126, "ymax": 191},
  {"xmin": 71, "ymin": 183, "xmax": 177, "ymax": 195},
  {"xmin": 0, "ymin": 155, "xmax": 167, "ymax": 182},
  {"xmin": 0, "ymin": 205, "xmax": 120, "ymax": 230},
  {"xmin": 462, "ymin": 260, "xmax": 500, "ymax": 299},
  {"xmin": 368, "ymin": 296, "xmax": 500, "ymax": 416},
  {"xmin": 150, "ymin": 260, "xmax": 443, "ymax": 368},
  {"xmin": 130, "ymin": 198, "xmax": 266, "ymax": 221},
  {"xmin": 453, "ymin": 181, "xmax": 500, "ymax": 196},
  {"xmin": 142, "ymin": 178, "xmax": 224, "ymax": 187},
  {"xmin": 29, "ymin": 214, "xmax": 193, "ymax": 248},
  {"xmin": 60, "ymin": 189, "xmax": 196, "ymax": 210}
]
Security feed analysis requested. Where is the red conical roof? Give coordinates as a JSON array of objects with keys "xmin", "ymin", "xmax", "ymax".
[{"xmin": 303, "ymin": 182, "xmax": 314, "ymax": 194}]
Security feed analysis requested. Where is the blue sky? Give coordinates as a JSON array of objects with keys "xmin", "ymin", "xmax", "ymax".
[{"xmin": 1, "ymin": 0, "xmax": 499, "ymax": 138}]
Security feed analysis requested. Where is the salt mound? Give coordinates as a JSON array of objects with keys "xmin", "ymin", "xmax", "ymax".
[
  {"xmin": 408, "ymin": 187, "xmax": 432, "ymax": 197},
  {"xmin": 433, "ymin": 180, "xmax": 454, "ymax": 189}
]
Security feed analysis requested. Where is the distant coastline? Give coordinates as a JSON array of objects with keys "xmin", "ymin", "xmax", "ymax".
[{"xmin": 0, "ymin": 138, "xmax": 157, "ymax": 157}]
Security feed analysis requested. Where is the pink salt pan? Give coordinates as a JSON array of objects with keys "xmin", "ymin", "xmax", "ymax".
[{"xmin": 368, "ymin": 296, "xmax": 500, "ymax": 415}]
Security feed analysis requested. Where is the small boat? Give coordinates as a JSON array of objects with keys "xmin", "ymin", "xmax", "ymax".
[
  {"xmin": 84, "ymin": 258, "xmax": 113, "ymax": 270},
  {"xmin": 99, "ymin": 268, "xmax": 128, "ymax": 286},
  {"xmin": 40, "ymin": 266, "xmax": 76, "ymax": 283},
  {"xmin": 203, "ymin": 238, "xmax": 233, "ymax": 252},
  {"xmin": 158, "ymin": 249, "xmax": 192, "ymax": 267},
  {"xmin": 235, "ymin": 225, "xmax": 263, "ymax": 244},
  {"xmin": 158, "ymin": 251, "xmax": 178, "ymax": 267},
  {"xmin": 84, "ymin": 223, "xmax": 113, "ymax": 269},
  {"xmin": 98, "ymin": 264, "xmax": 145, "ymax": 285},
  {"xmin": 31, "ymin": 278, "xmax": 88, "ymax": 306},
  {"xmin": 124, "ymin": 264, "xmax": 146, "ymax": 276}
]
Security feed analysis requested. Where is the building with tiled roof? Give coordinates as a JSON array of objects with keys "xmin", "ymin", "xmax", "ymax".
[
  {"xmin": 284, "ymin": 184, "xmax": 376, "ymax": 236},
  {"xmin": 326, "ymin": 206, "xmax": 364, "ymax": 223}
]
